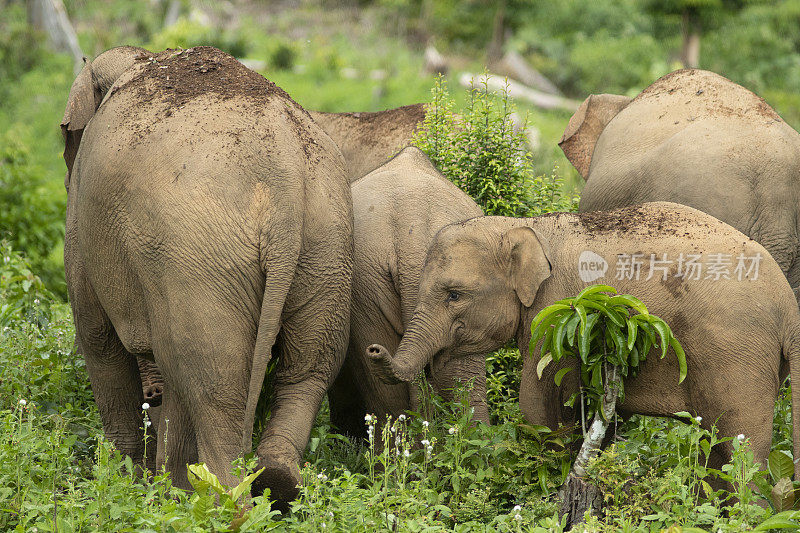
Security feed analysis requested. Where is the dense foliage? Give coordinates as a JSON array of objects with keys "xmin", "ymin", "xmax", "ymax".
[{"xmin": 412, "ymin": 76, "xmax": 576, "ymax": 217}]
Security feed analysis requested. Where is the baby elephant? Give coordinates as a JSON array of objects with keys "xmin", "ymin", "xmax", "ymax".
[
  {"xmin": 329, "ymin": 147, "xmax": 485, "ymax": 438},
  {"xmin": 368, "ymin": 202, "xmax": 800, "ymax": 475}
]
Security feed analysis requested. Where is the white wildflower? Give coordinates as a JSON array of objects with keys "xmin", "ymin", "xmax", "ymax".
[
  {"xmin": 142, "ymin": 403, "xmax": 150, "ymax": 410},
  {"xmin": 398, "ymin": 414, "xmax": 406, "ymax": 421},
  {"xmin": 145, "ymin": 420, "xmax": 152, "ymax": 427},
  {"xmin": 514, "ymin": 514, "xmax": 522, "ymax": 521},
  {"xmin": 33, "ymin": 299, "xmax": 40, "ymax": 305},
  {"xmin": 448, "ymin": 426, "xmax": 457, "ymax": 435},
  {"xmin": 317, "ymin": 473, "xmax": 328, "ymax": 481},
  {"xmin": 18, "ymin": 399, "xmax": 26, "ymax": 406},
  {"xmin": 695, "ymin": 416, "xmax": 702, "ymax": 423},
  {"xmin": 422, "ymin": 420, "xmax": 429, "ymax": 428},
  {"xmin": 421, "ymin": 439, "xmax": 430, "ymax": 446},
  {"xmin": 365, "ymin": 414, "xmax": 374, "ymax": 423},
  {"xmin": 403, "ymin": 450, "xmax": 410, "ymax": 458},
  {"xmin": 737, "ymin": 434, "xmax": 745, "ymax": 442},
  {"xmin": 513, "ymin": 505, "xmax": 522, "ymax": 512}
]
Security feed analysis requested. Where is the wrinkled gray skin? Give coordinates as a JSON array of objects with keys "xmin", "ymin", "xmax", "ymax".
[
  {"xmin": 367, "ymin": 202, "xmax": 800, "ymax": 478},
  {"xmin": 61, "ymin": 46, "xmax": 353, "ymax": 509},
  {"xmin": 562, "ymin": 69, "xmax": 800, "ymax": 297},
  {"xmin": 308, "ymin": 104, "xmax": 426, "ymax": 183},
  {"xmin": 328, "ymin": 147, "xmax": 486, "ymax": 438}
]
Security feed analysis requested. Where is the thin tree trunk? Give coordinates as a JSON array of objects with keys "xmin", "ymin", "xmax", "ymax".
[
  {"xmin": 486, "ymin": 0, "xmax": 506, "ymax": 64},
  {"xmin": 680, "ymin": 9, "xmax": 701, "ymax": 69},
  {"xmin": 559, "ymin": 364, "xmax": 620, "ymax": 527},
  {"xmin": 27, "ymin": 0, "xmax": 83, "ymax": 73}
]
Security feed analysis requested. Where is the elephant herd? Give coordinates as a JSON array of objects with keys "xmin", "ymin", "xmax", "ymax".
[{"xmin": 61, "ymin": 45, "xmax": 800, "ymax": 509}]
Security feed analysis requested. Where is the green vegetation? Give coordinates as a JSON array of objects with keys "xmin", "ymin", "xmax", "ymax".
[
  {"xmin": 4, "ymin": 0, "xmax": 800, "ymax": 530},
  {"xmin": 412, "ymin": 76, "xmax": 576, "ymax": 217}
]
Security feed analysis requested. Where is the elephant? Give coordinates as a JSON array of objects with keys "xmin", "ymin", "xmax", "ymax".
[
  {"xmin": 327, "ymin": 146, "xmax": 485, "ymax": 439},
  {"xmin": 60, "ymin": 45, "xmax": 426, "ymax": 189},
  {"xmin": 560, "ymin": 69, "xmax": 800, "ymax": 296},
  {"xmin": 367, "ymin": 202, "xmax": 800, "ymax": 477},
  {"xmin": 309, "ymin": 103, "xmax": 427, "ymax": 183},
  {"xmin": 61, "ymin": 46, "xmax": 353, "ymax": 508}
]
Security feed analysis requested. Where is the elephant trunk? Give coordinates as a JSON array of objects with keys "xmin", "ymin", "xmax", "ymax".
[{"xmin": 367, "ymin": 314, "xmax": 442, "ymax": 384}]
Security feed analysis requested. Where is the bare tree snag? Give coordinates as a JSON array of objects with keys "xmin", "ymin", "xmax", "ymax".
[{"xmin": 27, "ymin": 0, "xmax": 83, "ymax": 73}]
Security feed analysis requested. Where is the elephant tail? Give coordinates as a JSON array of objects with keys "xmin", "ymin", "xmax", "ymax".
[
  {"xmin": 784, "ymin": 313, "xmax": 800, "ymax": 481},
  {"xmin": 241, "ymin": 218, "xmax": 302, "ymax": 453}
]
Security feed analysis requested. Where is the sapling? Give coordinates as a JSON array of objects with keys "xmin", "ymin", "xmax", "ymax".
[{"xmin": 530, "ymin": 284, "xmax": 686, "ymax": 525}]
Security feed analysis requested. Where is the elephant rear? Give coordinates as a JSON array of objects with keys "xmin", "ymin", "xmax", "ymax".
[{"xmin": 65, "ymin": 46, "xmax": 353, "ymax": 507}]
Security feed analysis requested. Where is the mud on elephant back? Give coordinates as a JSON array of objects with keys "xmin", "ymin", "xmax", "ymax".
[
  {"xmin": 367, "ymin": 202, "xmax": 800, "ymax": 482},
  {"xmin": 562, "ymin": 69, "xmax": 800, "ymax": 301},
  {"xmin": 61, "ymin": 45, "xmax": 353, "ymax": 510}
]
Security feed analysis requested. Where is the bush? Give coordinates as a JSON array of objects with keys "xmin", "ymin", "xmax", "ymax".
[
  {"xmin": 412, "ymin": 76, "xmax": 577, "ymax": 217},
  {"xmin": 0, "ymin": 140, "xmax": 65, "ymax": 295}
]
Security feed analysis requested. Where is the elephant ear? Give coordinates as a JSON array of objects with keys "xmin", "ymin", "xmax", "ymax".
[
  {"xmin": 60, "ymin": 59, "xmax": 96, "ymax": 190},
  {"xmin": 558, "ymin": 94, "xmax": 632, "ymax": 180},
  {"xmin": 503, "ymin": 226, "xmax": 552, "ymax": 308}
]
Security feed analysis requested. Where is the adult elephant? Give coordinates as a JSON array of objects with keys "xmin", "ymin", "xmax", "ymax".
[
  {"xmin": 328, "ymin": 146, "xmax": 485, "ymax": 439},
  {"xmin": 62, "ymin": 46, "xmax": 353, "ymax": 508},
  {"xmin": 560, "ymin": 69, "xmax": 800, "ymax": 295},
  {"xmin": 367, "ymin": 203, "xmax": 800, "ymax": 477},
  {"xmin": 309, "ymin": 103, "xmax": 426, "ymax": 183}
]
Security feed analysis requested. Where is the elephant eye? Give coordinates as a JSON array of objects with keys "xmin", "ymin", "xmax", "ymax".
[{"xmin": 447, "ymin": 291, "xmax": 460, "ymax": 302}]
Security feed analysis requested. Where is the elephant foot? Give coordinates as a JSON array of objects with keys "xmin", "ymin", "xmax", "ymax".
[{"xmin": 252, "ymin": 456, "xmax": 301, "ymax": 513}]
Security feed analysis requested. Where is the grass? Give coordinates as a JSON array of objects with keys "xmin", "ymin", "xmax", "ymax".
[{"xmin": 2, "ymin": 243, "xmax": 800, "ymax": 531}]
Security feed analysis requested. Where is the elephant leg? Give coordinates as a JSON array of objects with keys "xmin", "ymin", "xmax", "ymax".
[
  {"xmin": 72, "ymin": 280, "xmax": 145, "ymax": 466},
  {"xmin": 154, "ymin": 388, "xmax": 197, "ymax": 489},
  {"xmin": 328, "ymin": 358, "xmax": 369, "ymax": 440},
  {"xmin": 693, "ymin": 366, "xmax": 778, "ymax": 492},
  {"xmin": 151, "ymin": 312, "xmax": 253, "ymax": 490},
  {"xmin": 253, "ymin": 276, "xmax": 349, "ymax": 510}
]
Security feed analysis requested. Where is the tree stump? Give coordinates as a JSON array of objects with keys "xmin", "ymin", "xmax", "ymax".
[{"xmin": 559, "ymin": 473, "xmax": 603, "ymax": 527}]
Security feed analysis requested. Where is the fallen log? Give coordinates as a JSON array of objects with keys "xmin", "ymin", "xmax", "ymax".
[{"xmin": 459, "ymin": 72, "xmax": 580, "ymax": 112}]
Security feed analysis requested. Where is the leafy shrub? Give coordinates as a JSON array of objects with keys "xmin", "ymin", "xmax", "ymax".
[
  {"xmin": 412, "ymin": 75, "xmax": 577, "ymax": 217},
  {"xmin": 0, "ymin": 140, "xmax": 65, "ymax": 294}
]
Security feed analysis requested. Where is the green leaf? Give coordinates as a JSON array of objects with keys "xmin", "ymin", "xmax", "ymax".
[
  {"xmin": 769, "ymin": 450, "xmax": 795, "ymax": 484},
  {"xmin": 229, "ymin": 467, "xmax": 265, "ymax": 503},
  {"xmin": 580, "ymin": 299, "xmax": 625, "ymax": 326},
  {"xmin": 554, "ymin": 367, "xmax": 573, "ymax": 386},
  {"xmin": 626, "ymin": 318, "xmax": 638, "ymax": 351},
  {"xmin": 606, "ymin": 321, "xmax": 628, "ymax": 364},
  {"xmin": 537, "ymin": 353, "xmax": 554, "ymax": 379},
  {"xmin": 607, "ymin": 294, "xmax": 649, "ymax": 315},
  {"xmin": 578, "ymin": 313, "xmax": 600, "ymax": 363},
  {"xmin": 552, "ymin": 312, "xmax": 572, "ymax": 362},
  {"xmin": 531, "ymin": 304, "xmax": 572, "ymax": 331},
  {"xmin": 565, "ymin": 313, "xmax": 581, "ymax": 347},
  {"xmin": 575, "ymin": 284, "xmax": 617, "ymax": 301},
  {"xmin": 771, "ymin": 477, "xmax": 796, "ymax": 512},
  {"xmin": 187, "ymin": 463, "xmax": 226, "ymax": 497},
  {"xmin": 530, "ymin": 307, "xmax": 570, "ymax": 352},
  {"xmin": 576, "ymin": 304, "xmax": 588, "ymax": 335},
  {"xmin": 669, "ymin": 337, "xmax": 687, "ymax": 383},
  {"xmin": 646, "ymin": 318, "xmax": 670, "ymax": 360},
  {"xmin": 753, "ymin": 510, "xmax": 800, "ymax": 531}
]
